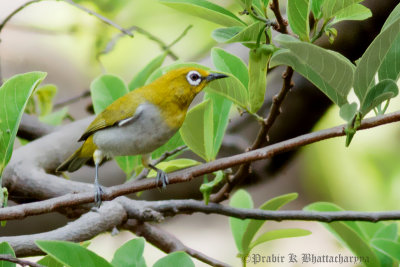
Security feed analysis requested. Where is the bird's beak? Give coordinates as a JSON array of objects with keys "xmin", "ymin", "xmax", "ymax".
[{"xmin": 205, "ymin": 73, "xmax": 228, "ymax": 82}]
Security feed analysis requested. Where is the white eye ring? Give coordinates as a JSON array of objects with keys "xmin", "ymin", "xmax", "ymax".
[{"xmin": 186, "ymin": 71, "xmax": 202, "ymax": 86}]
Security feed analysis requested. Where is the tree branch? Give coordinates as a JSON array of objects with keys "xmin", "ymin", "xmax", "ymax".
[
  {"xmin": 124, "ymin": 199, "xmax": 400, "ymax": 223},
  {"xmin": 0, "ymin": 255, "xmax": 43, "ymax": 267},
  {"xmin": 124, "ymin": 219, "xmax": 229, "ymax": 267},
  {"xmin": 0, "ymin": 201, "xmax": 127, "ymax": 257},
  {"xmin": 2, "ymin": 111, "xmax": 400, "ymax": 220}
]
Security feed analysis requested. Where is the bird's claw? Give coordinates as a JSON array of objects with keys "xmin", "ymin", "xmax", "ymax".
[{"xmin": 156, "ymin": 169, "xmax": 169, "ymax": 188}]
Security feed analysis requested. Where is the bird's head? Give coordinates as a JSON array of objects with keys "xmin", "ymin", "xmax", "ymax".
[
  {"xmin": 145, "ymin": 67, "xmax": 228, "ymax": 111},
  {"xmin": 158, "ymin": 67, "xmax": 227, "ymax": 97}
]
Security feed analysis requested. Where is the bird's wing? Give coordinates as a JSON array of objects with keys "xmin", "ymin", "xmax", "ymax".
[{"xmin": 78, "ymin": 92, "xmax": 144, "ymax": 141}]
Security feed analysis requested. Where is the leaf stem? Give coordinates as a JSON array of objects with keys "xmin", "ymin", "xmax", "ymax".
[{"xmin": 311, "ymin": 20, "xmax": 329, "ymax": 43}]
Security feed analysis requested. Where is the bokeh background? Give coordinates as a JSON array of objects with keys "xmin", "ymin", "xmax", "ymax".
[{"xmin": 1, "ymin": 0, "xmax": 400, "ymax": 266}]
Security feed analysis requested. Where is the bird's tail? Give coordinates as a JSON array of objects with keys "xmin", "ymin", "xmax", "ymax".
[{"xmin": 56, "ymin": 136, "xmax": 97, "ymax": 173}]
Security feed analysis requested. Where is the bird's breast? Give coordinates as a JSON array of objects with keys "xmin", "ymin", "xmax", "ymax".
[{"xmin": 93, "ymin": 102, "xmax": 177, "ymax": 157}]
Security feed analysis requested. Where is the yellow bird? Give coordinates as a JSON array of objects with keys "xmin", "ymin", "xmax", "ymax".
[{"xmin": 57, "ymin": 67, "xmax": 227, "ymax": 206}]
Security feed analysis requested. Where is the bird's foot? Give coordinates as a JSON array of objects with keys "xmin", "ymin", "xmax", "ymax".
[
  {"xmin": 156, "ymin": 169, "xmax": 169, "ymax": 188},
  {"xmin": 94, "ymin": 182, "xmax": 104, "ymax": 208}
]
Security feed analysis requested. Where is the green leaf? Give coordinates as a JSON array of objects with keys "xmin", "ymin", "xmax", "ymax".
[
  {"xmin": 359, "ymin": 79, "xmax": 398, "ymax": 116},
  {"xmin": 304, "ymin": 202, "xmax": 366, "ymax": 239},
  {"xmin": 206, "ymin": 74, "xmax": 249, "ymax": 111},
  {"xmin": 37, "ymin": 255, "xmax": 64, "ymax": 267},
  {"xmin": 115, "ymin": 155, "xmax": 141, "ymax": 179},
  {"xmin": 372, "ymin": 239, "xmax": 400, "ymax": 261},
  {"xmin": 204, "ymin": 92, "xmax": 232, "ymax": 158},
  {"xmin": 211, "ymin": 48, "xmax": 249, "ymax": 88},
  {"xmin": 35, "ymin": 84, "xmax": 57, "ymax": 116},
  {"xmin": 148, "ymin": 158, "xmax": 200, "ymax": 177},
  {"xmin": 321, "ymin": 0, "xmax": 362, "ymax": 20},
  {"xmin": 212, "ymin": 26, "xmax": 244, "ymax": 43},
  {"xmin": 153, "ymin": 252, "xmax": 194, "ymax": 267},
  {"xmin": 326, "ymin": 223, "xmax": 380, "ymax": 267},
  {"xmin": 151, "ymin": 132, "xmax": 185, "ymax": 159},
  {"xmin": 242, "ymin": 193, "xmax": 298, "ymax": 253},
  {"xmin": 271, "ymin": 34, "xmax": 354, "ymax": 106},
  {"xmin": 249, "ymin": 228, "xmax": 311, "ymax": 251},
  {"xmin": 373, "ymin": 224, "xmax": 398, "ymax": 241},
  {"xmin": 35, "ymin": 240, "xmax": 113, "ymax": 267},
  {"xmin": 90, "ymin": 74, "xmax": 128, "ymax": 114},
  {"xmin": 310, "ymin": 0, "xmax": 325, "ymax": 19},
  {"xmin": 287, "ymin": 0, "xmax": 310, "ymax": 41},
  {"xmin": 339, "ymin": 102, "xmax": 358, "ymax": 122},
  {"xmin": 212, "ymin": 22, "xmax": 267, "ymax": 44},
  {"xmin": 229, "ymin": 189, "xmax": 254, "ymax": 254},
  {"xmin": 180, "ymin": 99, "xmax": 214, "ymax": 161},
  {"xmin": 331, "ymin": 3, "xmax": 372, "ymax": 24},
  {"xmin": 378, "ymin": 34, "xmax": 400, "ymax": 82},
  {"xmin": 39, "ymin": 107, "xmax": 69, "ymax": 126},
  {"xmin": 200, "ymin": 170, "xmax": 224, "ymax": 205},
  {"xmin": 0, "ymin": 72, "xmax": 46, "ymax": 177},
  {"xmin": 0, "ymin": 242, "xmax": 16, "ymax": 267},
  {"xmin": 128, "ymin": 53, "xmax": 167, "ymax": 91},
  {"xmin": 354, "ymin": 16, "xmax": 400, "ymax": 103},
  {"xmin": 160, "ymin": 0, "xmax": 245, "ymax": 27},
  {"xmin": 248, "ymin": 45, "xmax": 272, "ymax": 113},
  {"xmin": 111, "ymin": 238, "xmax": 146, "ymax": 267}
]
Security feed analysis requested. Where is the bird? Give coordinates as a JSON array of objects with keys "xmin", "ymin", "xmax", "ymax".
[{"xmin": 56, "ymin": 67, "xmax": 228, "ymax": 206}]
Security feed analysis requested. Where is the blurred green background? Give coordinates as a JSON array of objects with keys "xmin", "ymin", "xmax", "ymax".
[{"xmin": 1, "ymin": 0, "xmax": 400, "ymax": 266}]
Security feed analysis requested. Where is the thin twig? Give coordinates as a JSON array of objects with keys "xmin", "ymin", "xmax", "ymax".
[
  {"xmin": 0, "ymin": 254, "xmax": 44, "ymax": 267},
  {"xmin": 166, "ymin": 25, "xmax": 193, "ymax": 50},
  {"xmin": 124, "ymin": 220, "xmax": 229, "ymax": 267},
  {"xmin": 0, "ymin": 0, "xmax": 43, "ymax": 33},
  {"xmin": 97, "ymin": 24, "xmax": 192, "ymax": 71},
  {"xmin": 53, "ymin": 90, "xmax": 90, "ymax": 109},
  {"xmin": 210, "ymin": 66, "xmax": 294, "ymax": 203},
  {"xmin": 97, "ymin": 26, "xmax": 136, "ymax": 59},
  {"xmin": 136, "ymin": 145, "xmax": 188, "ymax": 180},
  {"xmin": 60, "ymin": 0, "xmax": 133, "ymax": 37},
  {"xmin": 125, "ymin": 199, "xmax": 400, "ymax": 223},
  {"xmin": 269, "ymin": 0, "xmax": 288, "ymax": 33},
  {"xmin": 2, "ymin": 110, "xmax": 400, "ymax": 220},
  {"xmin": 0, "ymin": 0, "xmax": 133, "ymax": 37}
]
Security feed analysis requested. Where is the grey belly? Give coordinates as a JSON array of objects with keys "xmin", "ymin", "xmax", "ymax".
[{"xmin": 93, "ymin": 103, "xmax": 177, "ymax": 157}]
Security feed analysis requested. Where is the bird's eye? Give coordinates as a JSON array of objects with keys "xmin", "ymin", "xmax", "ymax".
[{"xmin": 186, "ymin": 70, "xmax": 202, "ymax": 86}]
